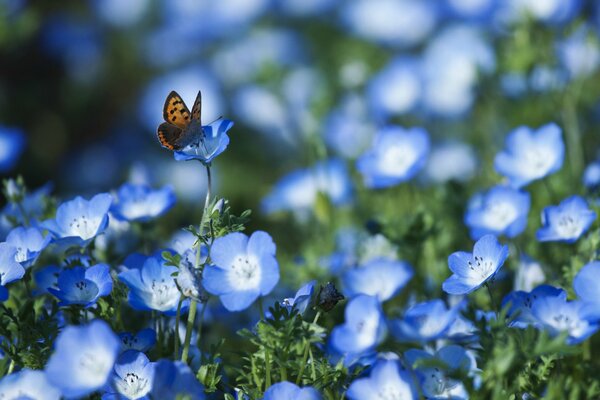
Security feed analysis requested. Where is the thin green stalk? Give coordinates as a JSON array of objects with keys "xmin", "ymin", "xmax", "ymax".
[
  {"xmin": 196, "ymin": 300, "xmax": 207, "ymax": 350},
  {"xmin": 7, "ymin": 359, "xmax": 14, "ymax": 375},
  {"xmin": 296, "ymin": 339, "xmax": 310, "ymax": 385},
  {"xmin": 181, "ymin": 300, "xmax": 197, "ymax": 363},
  {"xmin": 486, "ymin": 283, "xmax": 498, "ymax": 317},
  {"xmin": 309, "ymin": 347, "xmax": 316, "ymax": 380},
  {"xmin": 174, "ymin": 295, "xmax": 184, "ymax": 358}
]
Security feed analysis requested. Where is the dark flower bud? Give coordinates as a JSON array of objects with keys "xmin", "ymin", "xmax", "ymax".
[{"xmin": 317, "ymin": 282, "xmax": 344, "ymax": 312}]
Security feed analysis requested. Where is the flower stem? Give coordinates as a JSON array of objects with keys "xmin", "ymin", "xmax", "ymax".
[
  {"xmin": 181, "ymin": 300, "xmax": 197, "ymax": 363},
  {"xmin": 196, "ymin": 300, "xmax": 207, "ymax": 350},
  {"xmin": 486, "ymin": 283, "xmax": 498, "ymax": 316},
  {"xmin": 174, "ymin": 295, "xmax": 184, "ymax": 358}
]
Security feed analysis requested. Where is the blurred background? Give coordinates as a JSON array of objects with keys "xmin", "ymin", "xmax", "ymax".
[{"xmin": 2, "ymin": 0, "xmax": 600, "ymax": 228}]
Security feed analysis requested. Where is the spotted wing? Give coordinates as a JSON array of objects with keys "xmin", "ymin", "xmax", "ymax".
[
  {"xmin": 191, "ymin": 90, "xmax": 202, "ymax": 123},
  {"xmin": 163, "ymin": 91, "xmax": 191, "ymax": 129},
  {"xmin": 157, "ymin": 122, "xmax": 184, "ymax": 151}
]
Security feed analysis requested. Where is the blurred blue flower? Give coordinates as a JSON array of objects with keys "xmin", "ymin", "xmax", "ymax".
[
  {"xmin": 203, "ymin": 231, "xmax": 279, "ymax": 311},
  {"xmin": 357, "ymin": 126, "xmax": 430, "ymax": 189},
  {"xmin": 45, "ymin": 319, "xmax": 120, "ymax": 398},
  {"xmin": 465, "ymin": 185, "xmax": 530, "ymax": 240},
  {"xmin": 173, "ymin": 119, "xmax": 234, "ymax": 164},
  {"xmin": 367, "ymin": 57, "xmax": 422, "ymax": 119},
  {"xmin": 42, "ymin": 193, "xmax": 112, "ymax": 247},
  {"xmin": 583, "ymin": 161, "xmax": 600, "ymax": 190},
  {"xmin": 529, "ymin": 65, "xmax": 567, "ymax": 93},
  {"xmin": 557, "ymin": 25, "xmax": 600, "ymax": 80},
  {"xmin": 282, "ymin": 280, "xmax": 316, "ymax": 315},
  {"xmin": 2, "ymin": 182, "xmax": 52, "ymax": 227},
  {"xmin": 48, "ymin": 264, "xmax": 113, "ymax": 307},
  {"xmin": 275, "ymin": 0, "xmax": 338, "ymax": 16},
  {"xmin": 342, "ymin": 258, "xmax": 413, "ymax": 302},
  {"xmin": 263, "ymin": 381, "xmax": 321, "ymax": 400},
  {"xmin": 34, "ymin": 265, "xmax": 61, "ymax": 296},
  {"xmin": 262, "ymin": 159, "xmax": 353, "ymax": 216},
  {"xmin": 119, "ymin": 328, "xmax": 157, "ymax": 353},
  {"xmin": 406, "ymin": 345, "xmax": 476, "ymax": 399},
  {"xmin": 151, "ymin": 360, "xmax": 205, "ymax": 400},
  {"xmin": 503, "ymin": 285, "xmax": 566, "ymax": 329},
  {"xmin": 443, "ymin": 235, "xmax": 509, "ymax": 295},
  {"xmin": 105, "ymin": 350, "xmax": 155, "ymax": 400},
  {"xmin": 0, "ymin": 243, "xmax": 25, "ymax": 301},
  {"xmin": 323, "ymin": 94, "xmax": 374, "ymax": 159},
  {"xmin": 444, "ymin": 0, "xmax": 497, "ymax": 21},
  {"xmin": 424, "ymin": 141, "xmax": 477, "ymax": 183},
  {"xmin": 330, "ymin": 295, "xmax": 385, "ymax": 356},
  {"xmin": 347, "ymin": 358, "xmax": 418, "ymax": 400},
  {"xmin": 341, "ymin": 0, "xmax": 438, "ymax": 47},
  {"xmin": 0, "ymin": 126, "xmax": 25, "ymax": 173},
  {"xmin": 390, "ymin": 299, "xmax": 460, "ymax": 343},
  {"xmin": 119, "ymin": 254, "xmax": 183, "ymax": 314},
  {"xmin": 91, "ymin": 0, "xmax": 149, "ymax": 27},
  {"xmin": 573, "ymin": 261, "xmax": 600, "ymax": 320},
  {"xmin": 531, "ymin": 294, "xmax": 598, "ymax": 344},
  {"xmin": 111, "ymin": 183, "xmax": 176, "ymax": 222},
  {"xmin": 4, "ymin": 226, "xmax": 50, "ymax": 268},
  {"xmin": 498, "ymin": 0, "xmax": 582, "ymax": 25},
  {"xmin": 536, "ymin": 196, "xmax": 596, "ymax": 243},
  {"xmin": 514, "ymin": 255, "xmax": 545, "ymax": 292},
  {"xmin": 0, "ymin": 369, "xmax": 61, "ymax": 400},
  {"xmin": 494, "ymin": 123, "xmax": 565, "ymax": 188}
]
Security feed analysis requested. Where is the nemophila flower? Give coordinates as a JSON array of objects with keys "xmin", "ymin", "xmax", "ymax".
[
  {"xmin": 119, "ymin": 254, "xmax": 183, "ymax": 314},
  {"xmin": 465, "ymin": 186, "xmax": 530, "ymax": 240},
  {"xmin": 583, "ymin": 161, "xmax": 600, "ymax": 190},
  {"xmin": 110, "ymin": 183, "xmax": 175, "ymax": 222},
  {"xmin": 356, "ymin": 126, "xmax": 429, "ymax": 189},
  {"xmin": 261, "ymin": 159, "xmax": 352, "ymax": 216},
  {"xmin": 494, "ymin": 123, "xmax": 564, "ymax": 188},
  {"xmin": 556, "ymin": 25, "xmax": 600, "ymax": 79},
  {"xmin": 0, "ymin": 243, "xmax": 25, "ymax": 301},
  {"xmin": 151, "ymin": 360, "xmax": 205, "ymax": 400},
  {"xmin": 0, "ymin": 126, "xmax": 25, "ymax": 173},
  {"xmin": 45, "ymin": 319, "xmax": 120, "ymax": 398},
  {"xmin": 405, "ymin": 345, "xmax": 476, "ymax": 400},
  {"xmin": 342, "ymin": 258, "xmax": 413, "ymax": 301},
  {"xmin": 330, "ymin": 295, "xmax": 386, "ymax": 356},
  {"xmin": 203, "ymin": 231, "xmax": 279, "ymax": 312},
  {"xmin": 324, "ymin": 95, "xmax": 374, "ymax": 159},
  {"xmin": 104, "ymin": 350, "xmax": 155, "ymax": 400},
  {"xmin": 536, "ymin": 196, "xmax": 596, "ymax": 243},
  {"xmin": 175, "ymin": 256, "xmax": 206, "ymax": 302},
  {"xmin": 514, "ymin": 255, "xmax": 546, "ymax": 292},
  {"xmin": 442, "ymin": 235, "xmax": 509, "ymax": 295},
  {"xmin": 173, "ymin": 119, "xmax": 234, "ymax": 164},
  {"xmin": 2, "ymin": 182, "xmax": 52, "ymax": 226},
  {"xmin": 346, "ymin": 358, "xmax": 418, "ymax": 400},
  {"xmin": 424, "ymin": 141, "xmax": 477, "ymax": 183},
  {"xmin": 531, "ymin": 295, "xmax": 599, "ymax": 345},
  {"xmin": 573, "ymin": 261, "xmax": 600, "ymax": 320},
  {"xmin": 4, "ymin": 226, "xmax": 50, "ymax": 267},
  {"xmin": 262, "ymin": 381, "xmax": 321, "ymax": 400},
  {"xmin": 119, "ymin": 328, "xmax": 157, "ymax": 353},
  {"xmin": 48, "ymin": 264, "xmax": 112, "ymax": 307},
  {"xmin": 42, "ymin": 193, "xmax": 112, "ymax": 247},
  {"xmin": 502, "ymin": 285, "xmax": 566, "ymax": 329},
  {"xmin": 0, "ymin": 369, "xmax": 61, "ymax": 400},
  {"xmin": 282, "ymin": 280, "xmax": 316, "ymax": 314},
  {"xmin": 390, "ymin": 299, "xmax": 460, "ymax": 343},
  {"xmin": 33, "ymin": 265, "xmax": 60, "ymax": 295}
]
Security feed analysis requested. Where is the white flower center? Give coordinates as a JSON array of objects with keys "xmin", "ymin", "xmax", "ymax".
[
  {"xmin": 555, "ymin": 214, "xmax": 581, "ymax": 238},
  {"xmin": 150, "ymin": 278, "xmax": 179, "ymax": 310},
  {"xmin": 482, "ymin": 201, "xmax": 517, "ymax": 230},
  {"xmin": 78, "ymin": 352, "xmax": 109, "ymax": 385},
  {"xmin": 468, "ymin": 255, "xmax": 496, "ymax": 281},
  {"xmin": 67, "ymin": 215, "xmax": 99, "ymax": 239},
  {"xmin": 116, "ymin": 371, "xmax": 150, "ymax": 399},
  {"xmin": 67, "ymin": 279, "xmax": 99, "ymax": 303},
  {"xmin": 376, "ymin": 383, "xmax": 408, "ymax": 400},
  {"xmin": 523, "ymin": 148, "xmax": 553, "ymax": 177},
  {"xmin": 422, "ymin": 368, "xmax": 462, "ymax": 398},
  {"xmin": 227, "ymin": 255, "xmax": 261, "ymax": 290},
  {"xmin": 377, "ymin": 144, "xmax": 418, "ymax": 176}
]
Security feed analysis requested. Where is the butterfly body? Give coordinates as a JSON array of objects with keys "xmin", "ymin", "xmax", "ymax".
[{"xmin": 157, "ymin": 90, "xmax": 203, "ymax": 151}]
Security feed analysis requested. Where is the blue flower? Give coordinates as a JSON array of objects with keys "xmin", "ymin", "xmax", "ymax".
[
  {"xmin": 203, "ymin": 231, "xmax": 279, "ymax": 312},
  {"xmin": 45, "ymin": 319, "xmax": 120, "ymax": 398},
  {"xmin": 261, "ymin": 159, "xmax": 352, "ymax": 216},
  {"xmin": 502, "ymin": 285, "xmax": 566, "ymax": 329},
  {"xmin": 282, "ymin": 280, "xmax": 316, "ymax": 315},
  {"xmin": 556, "ymin": 25, "xmax": 600, "ymax": 79},
  {"xmin": 2, "ymin": 182, "xmax": 52, "ymax": 226},
  {"xmin": 514, "ymin": 255, "xmax": 546, "ymax": 292},
  {"xmin": 104, "ymin": 350, "xmax": 155, "ymax": 400},
  {"xmin": 465, "ymin": 186, "xmax": 530, "ymax": 240},
  {"xmin": 151, "ymin": 360, "xmax": 205, "ymax": 400},
  {"xmin": 42, "ymin": 193, "xmax": 113, "ymax": 247},
  {"xmin": 583, "ymin": 161, "xmax": 600, "ymax": 190},
  {"xmin": 4, "ymin": 226, "xmax": 50, "ymax": 268},
  {"xmin": 330, "ymin": 295, "xmax": 385, "ymax": 357},
  {"xmin": 405, "ymin": 345, "xmax": 476, "ymax": 400},
  {"xmin": 390, "ymin": 299, "xmax": 460, "ymax": 343},
  {"xmin": 342, "ymin": 258, "xmax": 413, "ymax": 301},
  {"xmin": 424, "ymin": 141, "xmax": 477, "ymax": 183},
  {"xmin": 0, "ymin": 369, "xmax": 61, "ymax": 400},
  {"xmin": 48, "ymin": 264, "xmax": 113, "ymax": 307},
  {"xmin": 356, "ymin": 126, "xmax": 429, "ymax": 189},
  {"xmin": 0, "ymin": 126, "xmax": 25, "ymax": 173},
  {"xmin": 442, "ymin": 235, "xmax": 509, "ymax": 295},
  {"xmin": 347, "ymin": 358, "xmax": 418, "ymax": 400},
  {"xmin": 573, "ymin": 261, "xmax": 600, "ymax": 320},
  {"xmin": 0, "ymin": 243, "xmax": 25, "ymax": 301},
  {"xmin": 33, "ymin": 265, "xmax": 61, "ymax": 295},
  {"xmin": 536, "ymin": 196, "xmax": 596, "ymax": 243},
  {"xmin": 111, "ymin": 183, "xmax": 176, "ymax": 222},
  {"xmin": 119, "ymin": 254, "xmax": 183, "ymax": 314},
  {"xmin": 494, "ymin": 123, "xmax": 565, "ymax": 188},
  {"xmin": 173, "ymin": 119, "xmax": 234, "ymax": 164},
  {"xmin": 119, "ymin": 328, "xmax": 157, "ymax": 353},
  {"xmin": 263, "ymin": 381, "xmax": 321, "ymax": 400},
  {"xmin": 531, "ymin": 295, "xmax": 599, "ymax": 345}
]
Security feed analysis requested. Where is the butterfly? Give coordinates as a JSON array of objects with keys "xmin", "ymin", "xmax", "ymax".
[{"xmin": 157, "ymin": 90, "xmax": 204, "ymax": 151}]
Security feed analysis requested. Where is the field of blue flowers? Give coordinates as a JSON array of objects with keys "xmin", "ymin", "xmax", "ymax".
[{"xmin": 2, "ymin": 0, "xmax": 600, "ymax": 399}]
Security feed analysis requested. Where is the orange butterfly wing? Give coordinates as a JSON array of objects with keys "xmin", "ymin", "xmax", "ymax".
[
  {"xmin": 157, "ymin": 122, "xmax": 183, "ymax": 150},
  {"xmin": 191, "ymin": 91, "xmax": 202, "ymax": 122},
  {"xmin": 163, "ymin": 91, "xmax": 192, "ymax": 129}
]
